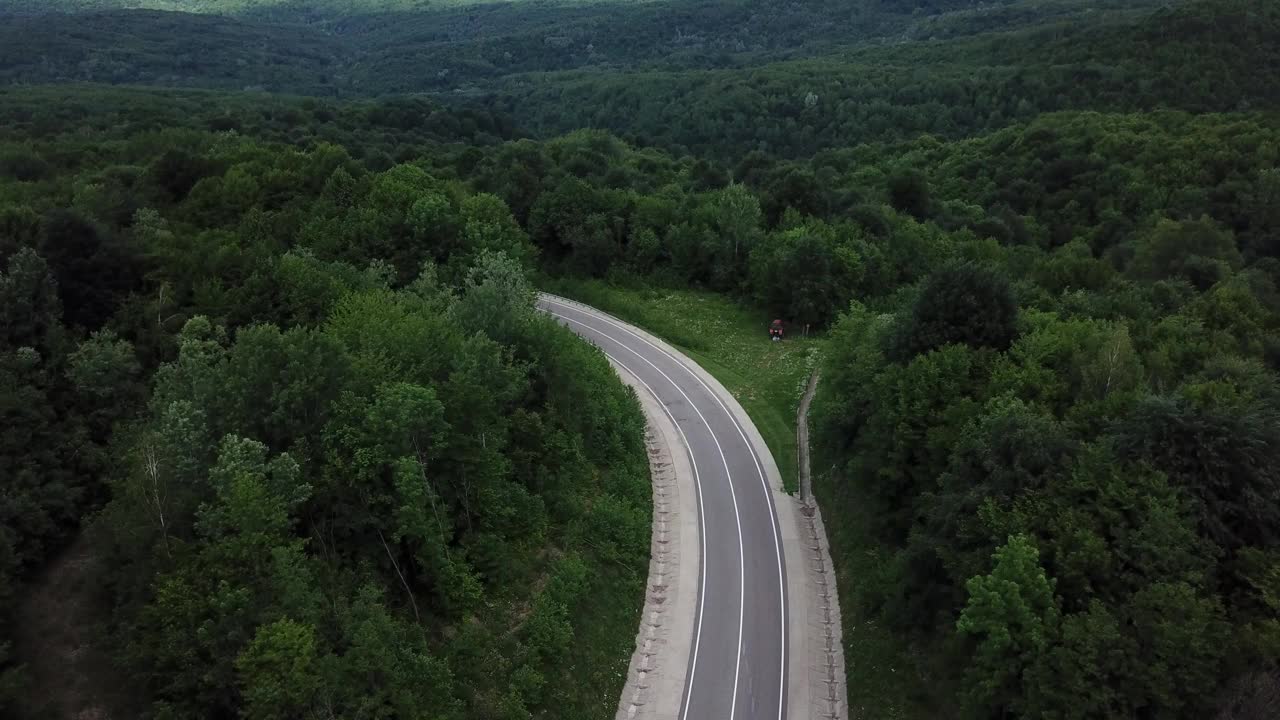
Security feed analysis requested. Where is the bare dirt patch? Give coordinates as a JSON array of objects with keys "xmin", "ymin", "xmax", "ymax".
[{"xmin": 13, "ymin": 533, "xmax": 135, "ymax": 720}]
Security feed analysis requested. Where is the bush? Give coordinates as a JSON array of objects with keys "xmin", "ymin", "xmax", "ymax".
[{"xmin": 889, "ymin": 260, "xmax": 1019, "ymax": 361}]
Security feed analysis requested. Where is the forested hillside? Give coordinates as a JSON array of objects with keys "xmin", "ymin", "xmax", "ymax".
[
  {"xmin": 0, "ymin": 0, "xmax": 457, "ymax": 13},
  {"xmin": 808, "ymin": 111, "xmax": 1280, "ymax": 718},
  {"xmin": 0, "ymin": 91, "xmax": 651, "ymax": 720},
  {"xmin": 2, "ymin": 0, "xmax": 1279, "ymax": 717},
  {"xmin": 494, "ymin": 0, "xmax": 1280, "ymax": 158},
  {"xmin": 1, "ymin": 0, "xmax": 1264, "ymax": 161},
  {"xmin": 0, "ymin": 0, "xmax": 1173, "ymax": 100}
]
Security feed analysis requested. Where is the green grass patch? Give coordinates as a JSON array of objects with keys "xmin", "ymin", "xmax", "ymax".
[{"xmin": 547, "ymin": 278, "xmax": 820, "ymax": 493}]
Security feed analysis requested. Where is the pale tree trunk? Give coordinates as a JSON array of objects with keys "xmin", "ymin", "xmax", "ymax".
[
  {"xmin": 143, "ymin": 443, "xmax": 171, "ymax": 559},
  {"xmin": 378, "ymin": 528, "xmax": 422, "ymax": 626},
  {"xmin": 412, "ymin": 437, "xmax": 449, "ymax": 547}
]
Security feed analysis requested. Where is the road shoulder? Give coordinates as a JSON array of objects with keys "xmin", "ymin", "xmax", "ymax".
[{"xmin": 607, "ymin": 356, "xmax": 700, "ymax": 720}]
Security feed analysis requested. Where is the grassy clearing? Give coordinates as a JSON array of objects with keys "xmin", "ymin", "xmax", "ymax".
[{"xmin": 548, "ymin": 278, "xmax": 820, "ymax": 493}]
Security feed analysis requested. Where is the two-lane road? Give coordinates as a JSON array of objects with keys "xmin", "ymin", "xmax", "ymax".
[{"xmin": 539, "ymin": 296, "xmax": 788, "ymax": 720}]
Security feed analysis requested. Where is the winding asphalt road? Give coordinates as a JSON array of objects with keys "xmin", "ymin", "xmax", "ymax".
[{"xmin": 539, "ymin": 296, "xmax": 788, "ymax": 720}]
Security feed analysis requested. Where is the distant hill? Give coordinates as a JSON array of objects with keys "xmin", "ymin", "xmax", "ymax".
[
  {"xmin": 0, "ymin": 0, "xmax": 1003, "ymax": 16},
  {"xmin": 0, "ymin": 0, "xmax": 1228, "ymax": 160},
  {"xmin": 0, "ymin": 0, "xmax": 1121, "ymax": 20},
  {"xmin": 487, "ymin": 0, "xmax": 1280, "ymax": 158},
  {"xmin": 0, "ymin": 0, "xmax": 475, "ymax": 14},
  {"xmin": 0, "ymin": 0, "xmax": 1172, "ymax": 93}
]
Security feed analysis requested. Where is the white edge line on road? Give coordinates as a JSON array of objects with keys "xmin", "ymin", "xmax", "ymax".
[
  {"xmin": 547, "ymin": 309, "xmax": 747, "ymax": 720},
  {"xmin": 544, "ymin": 295, "xmax": 788, "ymax": 720},
  {"xmin": 595, "ymin": 347, "xmax": 709, "ymax": 720}
]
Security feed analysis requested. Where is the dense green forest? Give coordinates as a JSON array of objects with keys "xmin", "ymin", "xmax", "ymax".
[
  {"xmin": 0, "ymin": 0, "xmax": 1267, "ymax": 161},
  {"xmin": 0, "ymin": 91, "xmax": 653, "ymax": 719},
  {"xmin": 2, "ymin": 0, "xmax": 1280, "ymax": 717},
  {"xmin": 0, "ymin": 0, "xmax": 1172, "ymax": 100},
  {"xmin": 495, "ymin": 0, "xmax": 1280, "ymax": 158},
  {"xmin": 808, "ymin": 110, "xmax": 1280, "ymax": 718}
]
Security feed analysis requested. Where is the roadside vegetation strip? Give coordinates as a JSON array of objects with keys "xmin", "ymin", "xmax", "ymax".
[
  {"xmin": 793, "ymin": 368, "xmax": 848, "ymax": 720},
  {"xmin": 797, "ymin": 369, "xmax": 820, "ymax": 505},
  {"xmin": 546, "ymin": 279, "xmax": 821, "ymax": 494}
]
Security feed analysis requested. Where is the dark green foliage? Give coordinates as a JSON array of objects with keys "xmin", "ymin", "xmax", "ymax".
[
  {"xmin": 0, "ymin": 147, "xmax": 50, "ymax": 182},
  {"xmin": 38, "ymin": 209, "xmax": 142, "ymax": 328},
  {"xmin": 0, "ymin": 245, "xmax": 143, "ymax": 717},
  {"xmin": 4, "ymin": 73, "xmax": 1280, "ymax": 719},
  {"xmin": 68, "ymin": 164, "xmax": 649, "ymax": 716},
  {"xmin": 888, "ymin": 168, "xmax": 932, "ymax": 219},
  {"xmin": 749, "ymin": 222, "xmax": 853, "ymax": 327},
  {"xmin": 491, "ymin": 0, "xmax": 1280, "ymax": 160},
  {"xmin": 890, "ymin": 261, "xmax": 1019, "ymax": 361},
  {"xmin": 1115, "ymin": 390, "xmax": 1280, "ymax": 551},
  {"xmin": 150, "ymin": 148, "xmax": 220, "ymax": 202},
  {"xmin": 0, "ymin": 0, "xmax": 1096, "ymax": 100},
  {"xmin": 0, "ymin": 1, "xmax": 1264, "ymax": 161}
]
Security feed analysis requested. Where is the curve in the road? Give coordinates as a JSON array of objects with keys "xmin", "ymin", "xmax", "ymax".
[{"xmin": 540, "ymin": 295, "xmax": 788, "ymax": 720}]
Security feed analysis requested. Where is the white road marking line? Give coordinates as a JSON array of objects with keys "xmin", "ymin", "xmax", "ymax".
[
  {"xmin": 594, "ymin": 347, "xmax": 709, "ymax": 720},
  {"xmin": 543, "ymin": 296, "xmax": 789, "ymax": 720},
  {"xmin": 546, "ymin": 308, "xmax": 746, "ymax": 720}
]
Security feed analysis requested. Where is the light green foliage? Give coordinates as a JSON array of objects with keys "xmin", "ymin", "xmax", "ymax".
[
  {"xmin": 235, "ymin": 618, "xmax": 321, "ymax": 720},
  {"xmin": 197, "ymin": 436, "xmax": 308, "ymax": 541},
  {"xmin": 459, "ymin": 193, "xmax": 537, "ymax": 269},
  {"xmin": 698, "ymin": 182, "xmax": 763, "ymax": 290},
  {"xmin": 1076, "ymin": 322, "xmax": 1143, "ymax": 403},
  {"xmin": 1033, "ymin": 239, "xmax": 1115, "ymax": 294},
  {"xmin": 451, "ymin": 250, "xmax": 537, "ymax": 347},
  {"xmin": 957, "ymin": 535, "xmax": 1059, "ymax": 717},
  {"xmin": 1188, "ymin": 277, "xmax": 1270, "ymax": 357}
]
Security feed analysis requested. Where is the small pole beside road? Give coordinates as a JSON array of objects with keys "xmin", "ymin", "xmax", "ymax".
[{"xmin": 797, "ymin": 368, "xmax": 820, "ymax": 507}]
